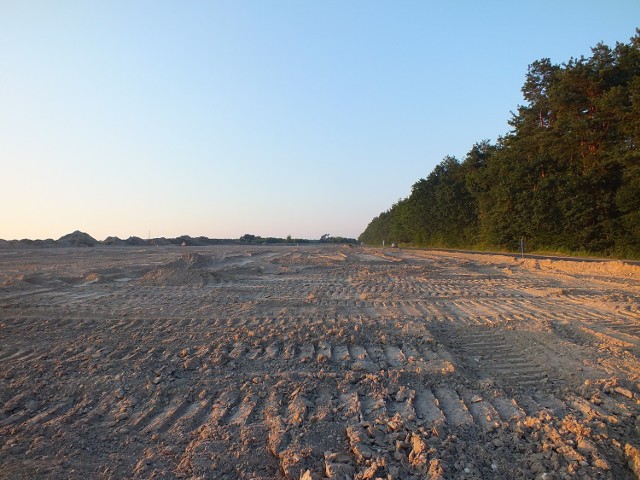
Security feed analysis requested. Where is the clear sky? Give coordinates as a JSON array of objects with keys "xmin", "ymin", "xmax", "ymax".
[{"xmin": 1, "ymin": 1, "xmax": 638, "ymax": 241}]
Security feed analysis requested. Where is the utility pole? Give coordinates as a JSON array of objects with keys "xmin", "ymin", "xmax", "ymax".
[{"xmin": 520, "ymin": 237, "xmax": 525, "ymax": 258}]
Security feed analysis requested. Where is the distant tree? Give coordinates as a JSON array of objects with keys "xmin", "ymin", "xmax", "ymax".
[{"xmin": 240, "ymin": 234, "xmax": 256, "ymax": 243}]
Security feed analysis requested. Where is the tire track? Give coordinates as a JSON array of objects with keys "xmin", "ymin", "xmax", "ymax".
[{"xmin": 1, "ymin": 246, "xmax": 638, "ymax": 479}]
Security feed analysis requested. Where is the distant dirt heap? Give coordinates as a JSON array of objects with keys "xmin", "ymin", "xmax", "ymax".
[
  {"xmin": 139, "ymin": 253, "xmax": 219, "ymax": 286},
  {"xmin": 56, "ymin": 230, "xmax": 98, "ymax": 247}
]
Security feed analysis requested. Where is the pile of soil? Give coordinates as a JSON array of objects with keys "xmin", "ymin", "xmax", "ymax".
[{"xmin": 139, "ymin": 253, "xmax": 218, "ymax": 286}]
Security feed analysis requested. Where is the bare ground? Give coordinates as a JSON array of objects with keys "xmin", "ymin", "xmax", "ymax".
[{"xmin": 2, "ymin": 245, "xmax": 640, "ymax": 479}]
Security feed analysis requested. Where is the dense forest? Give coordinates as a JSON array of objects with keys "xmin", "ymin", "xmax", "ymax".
[{"xmin": 359, "ymin": 31, "xmax": 640, "ymax": 257}]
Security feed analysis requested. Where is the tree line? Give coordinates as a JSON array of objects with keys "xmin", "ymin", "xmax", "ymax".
[
  {"xmin": 359, "ymin": 31, "xmax": 640, "ymax": 258},
  {"xmin": 239, "ymin": 234, "xmax": 357, "ymax": 245}
]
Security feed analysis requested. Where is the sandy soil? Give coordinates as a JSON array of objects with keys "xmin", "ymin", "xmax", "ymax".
[{"xmin": 2, "ymin": 245, "xmax": 640, "ymax": 479}]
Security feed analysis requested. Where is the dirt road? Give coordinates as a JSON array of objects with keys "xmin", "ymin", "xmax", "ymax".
[{"xmin": 2, "ymin": 245, "xmax": 640, "ymax": 479}]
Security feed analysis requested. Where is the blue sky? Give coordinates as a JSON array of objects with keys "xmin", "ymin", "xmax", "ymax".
[{"xmin": 1, "ymin": 1, "xmax": 638, "ymax": 240}]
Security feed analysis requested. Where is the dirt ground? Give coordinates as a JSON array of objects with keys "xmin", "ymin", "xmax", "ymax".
[{"xmin": 2, "ymin": 245, "xmax": 640, "ymax": 479}]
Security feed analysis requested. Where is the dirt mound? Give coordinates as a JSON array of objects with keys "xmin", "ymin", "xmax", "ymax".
[
  {"xmin": 520, "ymin": 258, "xmax": 640, "ymax": 279},
  {"xmin": 56, "ymin": 230, "xmax": 97, "ymax": 247},
  {"xmin": 172, "ymin": 252, "xmax": 214, "ymax": 269},
  {"xmin": 139, "ymin": 253, "xmax": 217, "ymax": 286},
  {"xmin": 102, "ymin": 236, "xmax": 129, "ymax": 246},
  {"xmin": 125, "ymin": 236, "xmax": 148, "ymax": 246}
]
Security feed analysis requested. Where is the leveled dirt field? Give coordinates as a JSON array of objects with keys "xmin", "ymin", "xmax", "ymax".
[{"xmin": 2, "ymin": 245, "xmax": 640, "ymax": 479}]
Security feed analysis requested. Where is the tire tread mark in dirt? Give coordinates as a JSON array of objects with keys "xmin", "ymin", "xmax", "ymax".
[
  {"xmin": 208, "ymin": 390, "xmax": 241, "ymax": 426},
  {"xmin": 127, "ymin": 400, "xmax": 163, "ymax": 431},
  {"xmin": 297, "ymin": 343, "xmax": 315, "ymax": 363},
  {"xmin": 263, "ymin": 341, "xmax": 280, "ymax": 360},
  {"xmin": 140, "ymin": 398, "xmax": 188, "ymax": 434},
  {"xmin": 23, "ymin": 401, "xmax": 75, "ymax": 428},
  {"xmin": 348, "ymin": 345, "xmax": 367, "ymax": 361},
  {"xmin": 486, "ymin": 394, "xmax": 527, "ymax": 422},
  {"xmin": 364, "ymin": 344, "xmax": 384, "ymax": 363},
  {"xmin": 599, "ymin": 320, "xmax": 640, "ymax": 338},
  {"xmin": 264, "ymin": 387, "xmax": 294, "ymax": 476},
  {"xmin": 383, "ymin": 345, "xmax": 406, "ymax": 367},
  {"xmin": 155, "ymin": 398, "xmax": 195, "ymax": 434},
  {"xmin": 316, "ymin": 340, "xmax": 331, "ymax": 363},
  {"xmin": 359, "ymin": 389, "xmax": 386, "ymax": 423},
  {"xmin": 433, "ymin": 386, "xmax": 473, "ymax": 427},
  {"xmin": 0, "ymin": 348, "xmax": 37, "ymax": 363},
  {"xmin": 515, "ymin": 393, "xmax": 546, "ymax": 417},
  {"xmin": 247, "ymin": 346, "xmax": 263, "ymax": 360},
  {"xmin": 332, "ymin": 344, "xmax": 350, "ymax": 363},
  {"xmin": 459, "ymin": 388, "xmax": 501, "ymax": 431},
  {"xmin": 339, "ymin": 386, "xmax": 364, "ymax": 423},
  {"xmin": 387, "ymin": 386, "xmax": 417, "ymax": 423},
  {"xmin": 457, "ymin": 327, "xmax": 551, "ymax": 389},
  {"xmin": 414, "ymin": 388, "xmax": 446, "ymax": 427},
  {"xmin": 225, "ymin": 394, "xmax": 260, "ymax": 426},
  {"xmin": 282, "ymin": 343, "xmax": 296, "ymax": 360},
  {"xmin": 0, "ymin": 409, "xmax": 31, "ymax": 427},
  {"xmin": 172, "ymin": 398, "xmax": 213, "ymax": 434},
  {"xmin": 228, "ymin": 342, "xmax": 247, "ymax": 359}
]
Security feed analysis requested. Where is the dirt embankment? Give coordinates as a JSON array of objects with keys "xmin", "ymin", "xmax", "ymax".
[{"xmin": 2, "ymin": 246, "xmax": 640, "ymax": 479}]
